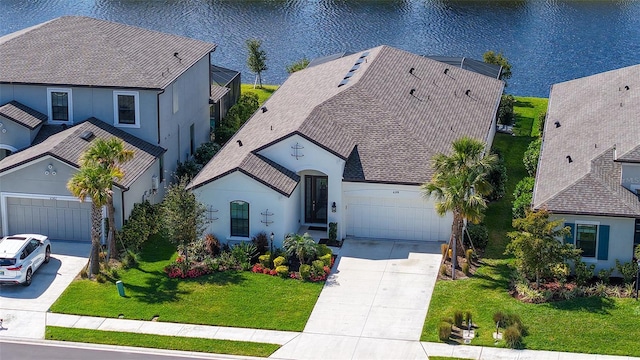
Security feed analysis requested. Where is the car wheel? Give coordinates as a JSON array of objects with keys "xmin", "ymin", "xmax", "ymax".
[
  {"xmin": 23, "ymin": 268, "xmax": 32, "ymax": 287},
  {"xmin": 44, "ymin": 246, "xmax": 51, "ymax": 264}
]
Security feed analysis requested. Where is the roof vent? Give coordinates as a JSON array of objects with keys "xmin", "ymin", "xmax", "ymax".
[
  {"xmin": 554, "ymin": 121, "xmax": 561, "ymax": 128},
  {"xmin": 409, "ymin": 67, "xmax": 415, "ymax": 74},
  {"xmin": 237, "ymin": 140, "xmax": 243, "ymax": 147},
  {"xmin": 410, "ymin": 89, "xmax": 416, "ymax": 96},
  {"xmin": 80, "ymin": 130, "xmax": 94, "ymax": 141},
  {"xmin": 261, "ymin": 106, "xmax": 267, "ymax": 113},
  {"xmin": 625, "ymin": 85, "xmax": 630, "ymax": 90},
  {"xmin": 173, "ymin": 52, "xmax": 182, "ymax": 62},
  {"xmin": 465, "ymin": 89, "xmax": 471, "ymax": 96},
  {"xmin": 444, "ymin": 68, "xmax": 449, "ymax": 74},
  {"xmin": 566, "ymin": 155, "xmax": 573, "ymax": 163}
]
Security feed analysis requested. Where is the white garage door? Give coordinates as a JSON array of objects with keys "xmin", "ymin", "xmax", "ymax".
[
  {"xmin": 7, "ymin": 197, "xmax": 91, "ymax": 241},
  {"xmin": 345, "ymin": 196, "xmax": 450, "ymax": 241}
]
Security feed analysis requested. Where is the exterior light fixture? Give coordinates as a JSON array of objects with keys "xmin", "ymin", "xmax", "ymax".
[
  {"xmin": 270, "ymin": 232, "xmax": 274, "ymax": 255},
  {"xmin": 331, "ymin": 202, "xmax": 337, "ymax": 213}
]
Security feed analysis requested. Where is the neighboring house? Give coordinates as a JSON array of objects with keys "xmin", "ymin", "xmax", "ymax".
[
  {"xmin": 189, "ymin": 46, "xmax": 504, "ymax": 247},
  {"xmin": 210, "ymin": 65, "xmax": 241, "ymax": 129},
  {"xmin": 0, "ymin": 16, "xmax": 217, "ymax": 241},
  {"xmin": 533, "ymin": 64, "xmax": 640, "ymax": 271}
]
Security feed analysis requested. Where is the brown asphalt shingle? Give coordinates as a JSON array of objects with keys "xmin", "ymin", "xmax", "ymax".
[
  {"xmin": 189, "ymin": 46, "xmax": 504, "ymax": 194},
  {"xmin": 533, "ymin": 63, "xmax": 640, "ymax": 216},
  {"xmin": 0, "ymin": 118, "xmax": 165, "ymax": 189},
  {"xmin": 0, "ymin": 101, "xmax": 47, "ymax": 130},
  {"xmin": 0, "ymin": 16, "xmax": 216, "ymax": 89}
]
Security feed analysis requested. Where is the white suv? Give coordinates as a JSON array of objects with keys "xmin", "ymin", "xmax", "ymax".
[{"xmin": 0, "ymin": 234, "xmax": 51, "ymax": 286}]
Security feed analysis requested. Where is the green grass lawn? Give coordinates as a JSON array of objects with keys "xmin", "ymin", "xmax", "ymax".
[
  {"xmin": 46, "ymin": 326, "xmax": 279, "ymax": 357},
  {"xmin": 512, "ymin": 97, "xmax": 548, "ymax": 137},
  {"xmin": 50, "ymin": 237, "xmax": 323, "ymax": 332},
  {"xmin": 241, "ymin": 84, "xmax": 279, "ymax": 105},
  {"xmin": 422, "ymin": 97, "xmax": 640, "ymax": 357}
]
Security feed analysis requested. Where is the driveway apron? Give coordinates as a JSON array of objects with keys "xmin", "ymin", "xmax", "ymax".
[{"xmin": 272, "ymin": 238, "xmax": 442, "ymax": 360}]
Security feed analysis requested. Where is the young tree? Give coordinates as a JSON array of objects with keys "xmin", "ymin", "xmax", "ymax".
[
  {"xmin": 497, "ymin": 94, "xmax": 515, "ymax": 126},
  {"xmin": 422, "ymin": 136, "xmax": 497, "ymax": 278},
  {"xmin": 67, "ymin": 165, "xmax": 118, "ymax": 275},
  {"xmin": 215, "ymin": 92, "xmax": 259, "ymax": 144},
  {"xmin": 286, "ymin": 57, "xmax": 310, "ymax": 74},
  {"xmin": 483, "ymin": 50, "xmax": 512, "ymax": 86},
  {"xmin": 283, "ymin": 233, "xmax": 317, "ymax": 265},
  {"xmin": 246, "ymin": 38, "xmax": 268, "ymax": 88},
  {"xmin": 162, "ymin": 178, "xmax": 209, "ymax": 263},
  {"xmin": 80, "ymin": 138, "xmax": 134, "ymax": 260},
  {"xmin": 506, "ymin": 208, "xmax": 580, "ymax": 287}
]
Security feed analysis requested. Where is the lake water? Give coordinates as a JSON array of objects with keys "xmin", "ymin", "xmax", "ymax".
[{"xmin": 1, "ymin": 0, "xmax": 639, "ymax": 97}]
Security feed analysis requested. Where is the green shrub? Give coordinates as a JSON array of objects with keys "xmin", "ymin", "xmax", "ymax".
[
  {"xmin": 95, "ymin": 273, "xmax": 107, "ymax": 283},
  {"xmin": 465, "ymin": 311, "xmax": 473, "ymax": 327},
  {"xmin": 258, "ymin": 254, "xmax": 271, "ymax": 268},
  {"xmin": 316, "ymin": 244, "xmax": 332, "ymax": 257},
  {"xmin": 193, "ymin": 141, "xmax": 220, "ymax": 165},
  {"xmin": 231, "ymin": 242, "xmax": 259, "ymax": 265},
  {"xmin": 251, "ymin": 232, "xmax": 270, "ymax": 255},
  {"xmin": 109, "ymin": 267, "xmax": 120, "ymax": 279},
  {"xmin": 283, "ymin": 233, "xmax": 317, "ymax": 265},
  {"xmin": 465, "ymin": 223, "xmax": 489, "ymax": 249},
  {"xmin": 311, "ymin": 260, "xmax": 326, "ymax": 278},
  {"xmin": 574, "ymin": 259, "xmax": 595, "ymax": 286},
  {"xmin": 122, "ymin": 250, "xmax": 138, "ymax": 269},
  {"xmin": 537, "ymin": 112, "xmax": 546, "ymax": 135},
  {"xmin": 273, "ymin": 256, "xmax": 286, "ymax": 268},
  {"xmin": 461, "ymin": 263, "xmax": 470, "ymax": 276},
  {"xmin": 441, "ymin": 316, "xmax": 453, "ymax": 324},
  {"xmin": 598, "ymin": 267, "xmax": 614, "ymax": 284},
  {"xmin": 204, "ymin": 234, "xmax": 221, "ymax": 257},
  {"xmin": 118, "ymin": 201, "xmax": 162, "ymax": 252},
  {"xmin": 441, "ymin": 243, "xmax": 448, "ymax": 258},
  {"xmin": 512, "ymin": 177, "xmax": 535, "ymax": 219},
  {"xmin": 465, "ymin": 249, "xmax": 474, "ymax": 263},
  {"xmin": 487, "ymin": 149, "xmax": 508, "ymax": 201},
  {"xmin": 615, "ymin": 259, "xmax": 639, "ymax": 284},
  {"xmin": 438, "ymin": 322, "xmax": 452, "ymax": 341},
  {"xmin": 328, "ymin": 222, "xmax": 338, "ymax": 243},
  {"xmin": 319, "ymin": 253, "xmax": 332, "ymax": 267},
  {"xmin": 504, "ymin": 325, "xmax": 522, "ymax": 349},
  {"xmin": 174, "ymin": 159, "xmax": 202, "ymax": 182},
  {"xmin": 493, "ymin": 311, "xmax": 506, "ymax": 327},
  {"xmin": 299, "ymin": 264, "xmax": 311, "ymax": 280},
  {"xmin": 497, "ymin": 94, "xmax": 515, "ymax": 126},
  {"xmin": 204, "ymin": 257, "xmax": 221, "ymax": 273},
  {"xmin": 503, "ymin": 313, "xmax": 527, "ymax": 335},
  {"xmin": 275, "ymin": 265, "xmax": 289, "ymax": 278},
  {"xmin": 440, "ymin": 264, "xmax": 447, "ymax": 276},
  {"xmin": 523, "ymin": 138, "xmax": 542, "ymax": 177},
  {"xmin": 453, "ymin": 310, "xmax": 464, "ymax": 328}
]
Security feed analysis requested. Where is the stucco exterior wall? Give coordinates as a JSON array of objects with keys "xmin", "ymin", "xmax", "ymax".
[
  {"xmin": 193, "ymin": 171, "xmax": 298, "ymax": 248},
  {"xmin": 553, "ymin": 213, "xmax": 636, "ymax": 273},
  {"xmin": 0, "ymin": 117, "xmax": 32, "ymax": 151},
  {"xmin": 158, "ymin": 56, "xmax": 211, "ymax": 178}
]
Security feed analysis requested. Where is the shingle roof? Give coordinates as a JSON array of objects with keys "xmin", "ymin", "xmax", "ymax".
[
  {"xmin": 0, "ymin": 118, "xmax": 165, "ymax": 189},
  {"xmin": 190, "ymin": 46, "xmax": 504, "ymax": 194},
  {"xmin": 0, "ymin": 16, "xmax": 216, "ymax": 89},
  {"xmin": 533, "ymin": 63, "xmax": 640, "ymax": 216},
  {"xmin": 0, "ymin": 101, "xmax": 47, "ymax": 130}
]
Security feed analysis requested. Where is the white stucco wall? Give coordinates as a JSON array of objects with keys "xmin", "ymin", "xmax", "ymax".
[
  {"xmin": 258, "ymin": 134, "xmax": 345, "ymax": 228},
  {"xmin": 0, "ymin": 117, "xmax": 33, "ymax": 151},
  {"xmin": 553, "ymin": 214, "xmax": 635, "ymax": 273},
  {"xmin": 193, "ymin": 171, "xmax": 299, "ymax": 248}
]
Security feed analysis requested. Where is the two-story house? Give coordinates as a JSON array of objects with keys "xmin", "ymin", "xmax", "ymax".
[
  {"xmin": 0, "ymin": 16, "xmax": 216, "ymax": 241},
  {"xmin": 533, "ymin": 64, "xmax": 640, "ymax": 271},
  {"xmin": 188, "ymin": 46, "xmax": 504, "ymax": 247}
]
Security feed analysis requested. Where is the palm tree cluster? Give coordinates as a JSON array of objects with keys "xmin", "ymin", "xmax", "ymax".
[
  {"xmin": 67, "ymin": 138, "xmax": 133, "ymax": 275},
  {"xmin": 422, "ymin": 136, "xmax": 497, "ymax": 279}
]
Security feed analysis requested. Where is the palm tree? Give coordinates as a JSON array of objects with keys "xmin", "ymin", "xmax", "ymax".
[
  {"xmin": 67, "ymin": 165, "xmax": 119, "ymax": 275},
  {"xmin": 80, "ymin": 138, "xmax": 133, "ymax": 260},
  {"xmin": 421, "ymin": 136, "xmax": 497, "ymax": 278}
]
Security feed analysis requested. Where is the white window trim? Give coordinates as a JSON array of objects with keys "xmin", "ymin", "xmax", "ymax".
[
  {"xmin": 575, "ymin": 221, "xmax": 600, "ymax": 259},
  {"xmin": 113, "ymin": 91, "xmax": 140, "ymax": 128},
  {"xmin": 47, "ymin": 88, "xmax": 73, "ymax": 124}
]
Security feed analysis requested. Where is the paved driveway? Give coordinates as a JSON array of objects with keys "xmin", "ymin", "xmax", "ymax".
[
  {"xmin": 0, "ymin": 240, "xmax": 89, "ymax": 338},
  {"xmin": 273, "ymin": 238, "xmax": 442, "ymax": 359}
]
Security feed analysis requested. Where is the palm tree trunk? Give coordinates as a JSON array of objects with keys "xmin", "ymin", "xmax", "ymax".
[
  {"xmin": 90, "ymin": 204, "xmax": 101, "ymax": 275},
  {"xmin": 107, "ymin": 200, "xmax": 116, "ymax": 260}
]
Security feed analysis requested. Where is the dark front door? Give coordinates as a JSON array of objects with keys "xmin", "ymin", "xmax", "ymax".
[{"xmin": 305, "ymin": 175, "xmax": 328, "ymax": 224}]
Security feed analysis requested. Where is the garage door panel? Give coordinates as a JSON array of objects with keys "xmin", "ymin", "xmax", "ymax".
[
  {"xmin": 346, "ymin": 195, "xmax": 448, "ymax": 242},
  {"xmin": 6, "ymin": 197, "xmax": 91, "ymax": 241}
]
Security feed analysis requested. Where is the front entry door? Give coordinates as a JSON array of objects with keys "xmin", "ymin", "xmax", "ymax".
[{"xmin": 305, "ymin": 175, "xmax": 328, "ymax": 224}]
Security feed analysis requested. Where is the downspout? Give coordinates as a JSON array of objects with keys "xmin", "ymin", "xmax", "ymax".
[
  {"xmin": 121, "ymin": 188, "xmax": 127, "ymax": 227},
  {"xmin": 157, "ymin": 89, "xmax": 165, "ymax": 145},
  {"xmin": 485, "ymin": 82, "xmax": 505, "ymax": 156}
]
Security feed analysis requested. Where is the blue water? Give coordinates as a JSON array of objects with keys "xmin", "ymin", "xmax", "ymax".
[{"xmin": 1, "ymin": 0, "xmax": 639, "ymax": 97}]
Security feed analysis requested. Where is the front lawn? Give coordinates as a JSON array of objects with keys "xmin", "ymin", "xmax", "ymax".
[
  {"xmin": 422, "ymin": 96, "xmax": 640, "ymax": 357},
  {"xmin": 241, "ymin": 84, "xmax": 279, "ymax": 105},
  {"xmin": 50, "ymin": 237, "xmax": 323, "ymax": 331},
  {"xmin": 46, "ymin": 326, "xmax": 280, "ymax": 357}
]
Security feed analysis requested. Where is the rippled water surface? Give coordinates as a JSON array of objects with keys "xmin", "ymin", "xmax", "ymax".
[{"xmin": 1, "ymin": 0, "xmax": 639, "ymax": 97}]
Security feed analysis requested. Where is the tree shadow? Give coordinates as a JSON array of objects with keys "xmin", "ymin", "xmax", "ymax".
[
  {"xmin": 513, "ymin": 100, "xmax": 534, "ymax": 108},
  {"xmin": 473, "ymin": 261, "xmax": 512, "ymax": 290},
  {"xmin": 124, "ymin": 270, "xmax": 189, "ymax": 304},
  {"xmin": 547, "ymin": 295, "xmax": 616, "ymax": 315}
]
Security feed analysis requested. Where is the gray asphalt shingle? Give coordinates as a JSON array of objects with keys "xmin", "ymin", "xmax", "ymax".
[
  {"xmin": 0, "ymin": 101, "xmax": 47, "ymax": 130},
  {"xmin": 0, "ymin": 16, "xmax": 216, "ymax": 89},
  {"xmin": 190, "ymin": 46, "xmax": 504, "ymax": 194}
]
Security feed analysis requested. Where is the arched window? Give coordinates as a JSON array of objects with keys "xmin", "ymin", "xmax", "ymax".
[{"xmin": 230, "ymin": 201, "xmax": 249, "ymax": 237}]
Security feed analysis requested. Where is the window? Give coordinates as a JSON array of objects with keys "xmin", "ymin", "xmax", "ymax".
[
  {"xmin": 47, "ymin": 88, "xmax": 72, "ymax": 123},
  {"xmin": 230, "ymin": 201, "xmax": 249, "ymax": 237},
  {"xmin": 576, "ymin": 224, "xmax": 597, "ymax": 258},
  {"xmin": 190, "ymin": 124, "xmax": 195, "ymax": 156},
  {"xmin": 113, "ymin": 91, "xmax": 140, "ymax": 127}
]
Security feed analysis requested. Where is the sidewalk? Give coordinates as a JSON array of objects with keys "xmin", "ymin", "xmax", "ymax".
[{"xmin": 43, "ymin": 313, "xmax": 640, "ymax": 360}]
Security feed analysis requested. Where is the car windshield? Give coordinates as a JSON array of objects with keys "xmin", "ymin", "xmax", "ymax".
[{"xmin": 0, "ymin": 258, "xmax": 16, "ymax": 266}]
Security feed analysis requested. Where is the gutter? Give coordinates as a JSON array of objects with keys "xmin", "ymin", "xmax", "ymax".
[{"xmin": 156, "ymin": 89, "xmax": 165, "ymax": 144}]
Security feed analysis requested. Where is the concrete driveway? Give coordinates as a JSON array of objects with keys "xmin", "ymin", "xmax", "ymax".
[
  {"xmin": 0, "ymin": 240, "xmax": 89, "ymax": 338},
  {"xmin": 273, "ymin": 238, "xmax": 442, "ymax": 360}
]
